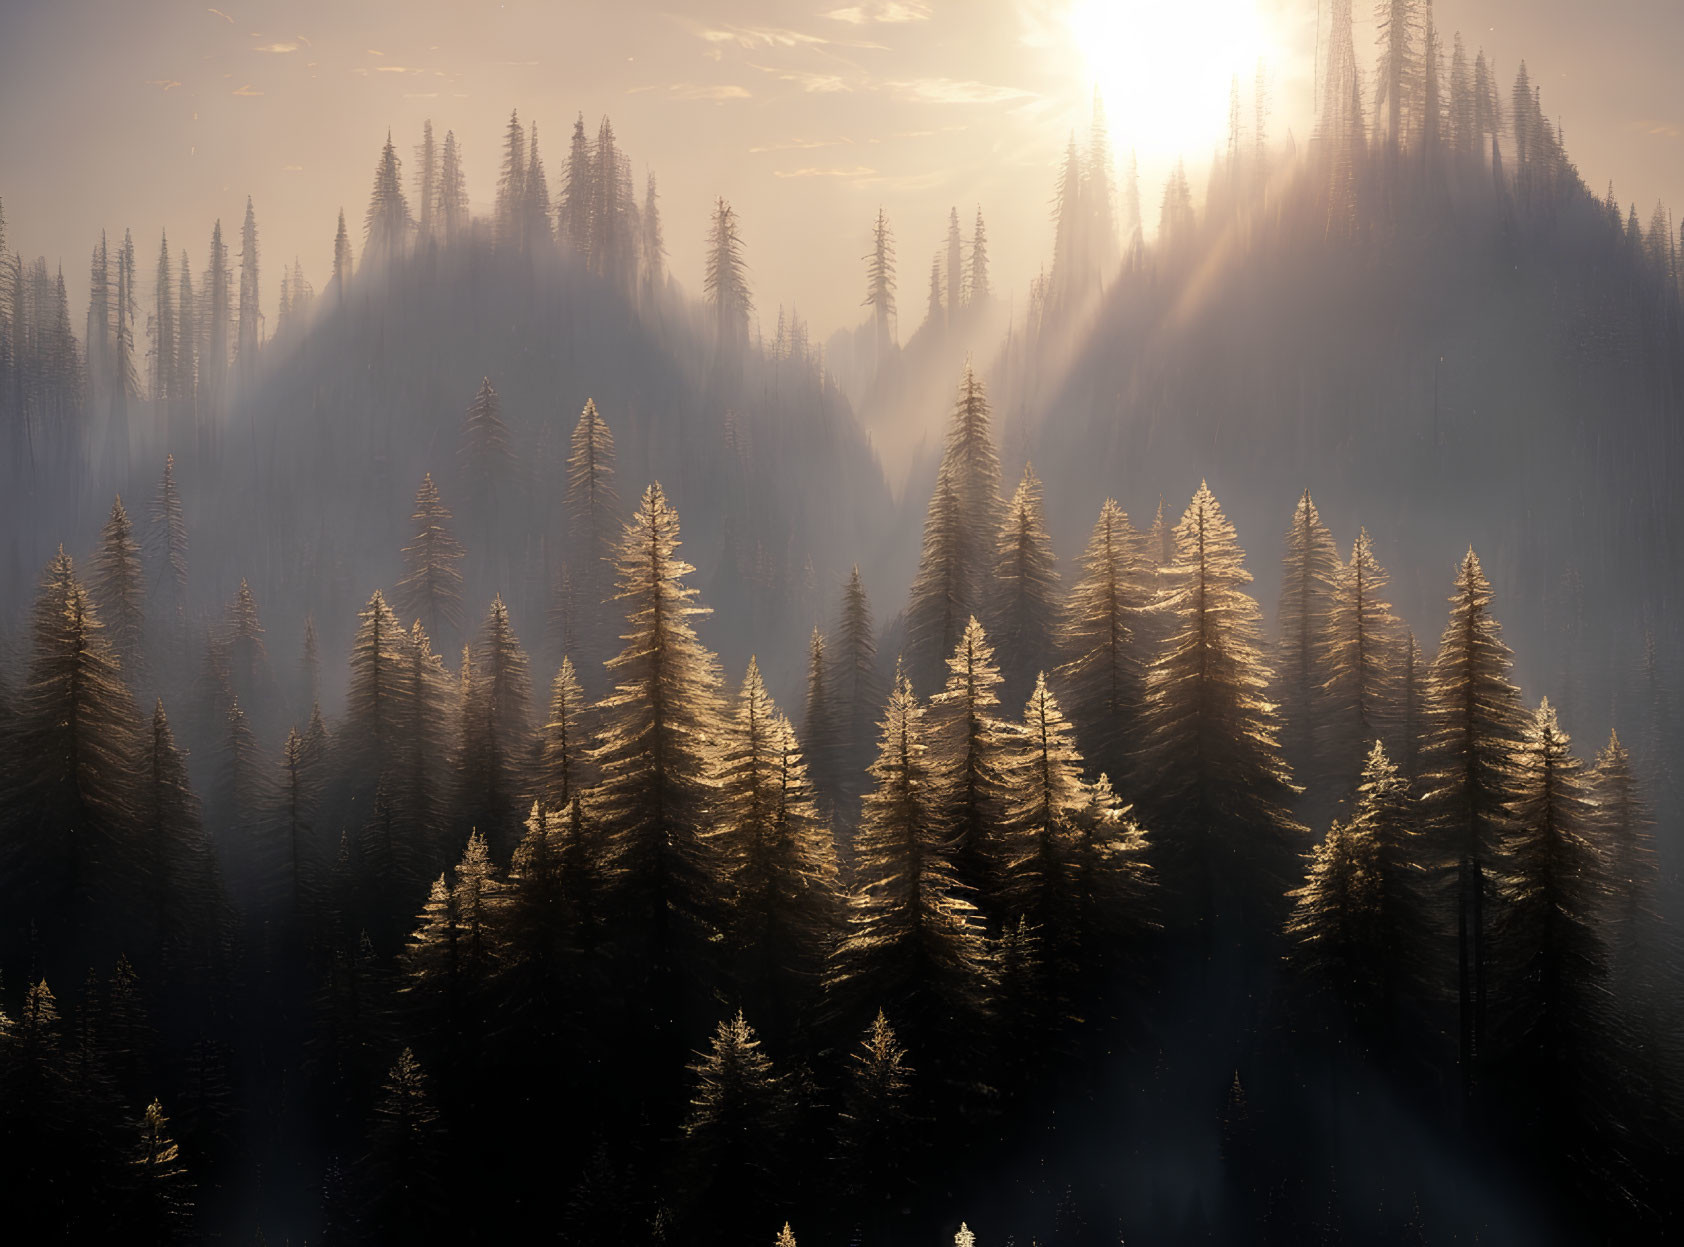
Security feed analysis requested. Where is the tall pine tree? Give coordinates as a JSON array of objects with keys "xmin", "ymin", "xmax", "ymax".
[
  {"xmin": 1417, "ymin": 548, "xmax": 1525, "ymax": 1106},
  {"xmin": 1138, "ymin": 484, "xmax": 1303, "ymax": 936}
]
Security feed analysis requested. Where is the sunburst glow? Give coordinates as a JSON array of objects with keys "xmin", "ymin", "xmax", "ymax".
[{"xmin": 1067, "ymin": 0, "xmax": 1279, "ymax": 160}]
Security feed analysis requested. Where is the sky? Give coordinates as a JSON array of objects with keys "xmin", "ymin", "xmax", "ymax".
[{"xmin": 1, "ymin": 0, "xmax": 1681, "ymax": 342}]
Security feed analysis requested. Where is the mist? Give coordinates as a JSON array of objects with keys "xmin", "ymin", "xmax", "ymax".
[{"xmin": 1, "ymin": 1, "xmax": 1682, "ymax": 1244}]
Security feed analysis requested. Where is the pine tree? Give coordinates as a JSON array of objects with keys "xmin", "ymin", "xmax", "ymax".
[
  {"xmin": 640, "ymin": 171, "xmax": 665, "ymax": 302},
  {"xmin": 364, "ymin": 133, "xmax": 413, "ymax": 267},
  {"xmin": 1496, "ymin": 700, "xmax": 1612, "ymax": 1159},
  {"xmin": 236, "ymin": 198, "xmax": 261, "ymax": 370},
  {"xmin": 363, "ymin": 1049, "xmax": 444, "ymax": 1237},
  {"xmin": 501, "ymin": 800, "xmax": 587, "ymax": 1034},
  {"xmin": 999, "ymin": 674, "xmax": 1086, "ymax": 979},
  {"xmin": 496, "ymin": 109, "xmax": 527, "ymax": 250},
  {"xmin": 1048, "ymin": 133, "xmax": 1086, "ymax": 315},
  {"xmin": 131, "ymin": 1097, "xmax": 194, "ymax": 1239},
  {"xmin": 992, "ymin": 463, "xmax": 1061, "ymax": 710},
  {"xmin": 345, "ymin": 590, "xmax": 408, "ymax": 780},
  {"xmin": 91, "ymin": 495, "xmax": 145, "ymax": 677},
  {"xmin": 150, "ymin": 231, "xmax": 175, "ymax": 404},
  {"xmin": 523, "ymin": 121, "xmax": 553, "ymax": 253},
  {"xmin": 396, "ymin": 620, "xmax": 453, "ymax": 884},
  {"xmin": 932, "ymin": 617, "xmax": 1012, "ymax": 914},
  {"xmin": 1057, "ymin": 499, "xmax": 1147, "ymax": 789},
  {"xmin": 906, "ymin": 367, "xmax": 1003, "ymax": 691},
  {"xmin": 140, "ymin": 700, "xmax": 222, "ymax": 962},
  {"xmin": 716, "ymin": 661, "xmax": 839, "ymax": 1026},
  {"xmin": 1065, "ymin": 771, "xmax": 1153, "ymax": 1007},
  {"xmin": 829, "ymin": 670, "xmax": 992, "ymax": 1066},
  {"xmin": 942, "ymin": 365, "xmax": 1004, "ymax": 548},
  {"xmin": 704, "ymin": 197, "xmax": 752, "ymax": 352},
  {"xmin": 945, "ymin": 206, "xmax": 964, "ymax": 314},
  {"xmin": 1588, "ymin": 732, "xmax": 1655, "ymax": 983},
  {"xmin": 837, "ymin": 1009, "xmax": 917, "ymax": 1211},
  {"xmin": 115, "ymin": 228, "xmax": 140, "ymax": 402},
  {"xmin": 1286, "ymin": 742, "xmax": 1424, "ymax": 1035},
  {"xmin": 801, "ymin": 629, "xmax": 844, "ymax": 814},
  {"xmin": 1421, "ymin": 14, "xmax": 1444, "ymax": 161},
  {"xmin": 682, "ymin": 1010, "xmax": 790, "ymax": 1231},
  {"xmin": 1418, "ymin": 549, "xmax": 1525, "ymax": 1105},
  {"xmin": 275, "ymin": 256, "xmax": 292, "ymax": 335},
  {"xmin": 331, "ymin": 209, "xmax": 353, "ymax": 296},
  {"xmin": 414, "ymin": 119, "xmax": 437, "ymax": 242},
  {"xmin": 437, "ymin": 129, "xmax": 468, "ymax": 242},
  {"xmin": 565, "ymin": 397, "xmax": 620, "ymax": 667},
  {"xmin": 86, "ymin": 232, "xmax": 112, "ymax": 399},
  {"xmin": 1318, "ymin": 528, "xmax": 1402, "ymax": 797},
  {"xmin": 395, "ymin": 473, "xmax": 466, "ymax": 647},
  {"xmin": 0, "ymin": 551, "xmax": 144, "ymax": 958},
  {"xmin": 1138, "ymin": 483, "xmax": 1303, "ymax": 934},
  {"xmin": 591, "ymin": 116, "xmax": 636, "ymax": 293},
  {"xmin": 835, "ymin": 566, "xmax": 884, "ymax": 780},
  {"xmin": 202, "ymin": 220, "xmax": 230, "ymax": 404},
  {"xmin": 906, "ymin": 469, "xmax": 971, "ymax": 697},
  {"xmin": 1374, "ymin": 0, "xmax": 1423, "ymax": 151},
  {"xmin": 222, "ymin": 578, "xmax": 270, "ymax": 716},
  {"xmin": 456, "ymin": 596, "xmax": 533, "ymax": 859},
  {"xmin": 968, "ymin": 206, "xmax": 990, "ymax": 302},
  {"xmin": 458, "ymin": 376, "xmax": 517, "ymax": 522},
  {"xmin": 561, "ymin": 113, "xmax": 594, "ymax": 259},
  {"xmin": 404, "ymin": 831, "xmax": 504, "ymax": 1009},
  {"xmin": 173, "ymin": 249, "xmax": 196, "ymax": 431},
  {"xmin": 1448, "ymin": 32, "xmax": 1472, "ymax": 156},
  {"xmin": 1277, "ymin": 490, "xmax": 1340, "ymax": 783},
  {"xmin": 863, "ymin": 207, "xmax": 897, "ymax": 362},
  {"xmin": 590, "ymin": 483, "xmax": 726, "ymax": 984},
  {"xmin": 538, "ymin": 657, "xmax": 587, "ymax": 810}
]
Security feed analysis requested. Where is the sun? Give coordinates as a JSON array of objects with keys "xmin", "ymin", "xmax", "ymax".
[{"xmin": 1067, "ymin": 0, "xmax": 1277, "ymax": 161}]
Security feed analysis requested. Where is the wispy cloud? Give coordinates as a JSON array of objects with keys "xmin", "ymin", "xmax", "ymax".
[
  {"xmin": 751, "ymin": 63, "xmax": 856, "ymax": 93},
  {"xmin": 668, "ymin": 82, "xmax": 752, "ymax": 101},
  {"xmin": 282, "ymin": 163, "xmax": 304, "ymax": 171},
  {"xmin": 849, "ymin": 167, "xmax": 952, "ymax": 190},
  {"xmin": 404, "ymin": 92, "xmax": 440, "ymax": 99},
  {"xmin": 825, "ymin": 2, "xmax": 930, "ymax": 23},
  {"xmin": 890, "ymin": 77, "xmax": 1035, "ymax": 104},
  {"xmin": 254, "ymin": 41, "xmax": 297, "ymax": 53},
  {"xmin": 374, "ymin": 65, "xmax": 421, "ymax": 73},
  {"xmin": 889, "ymin": 124, "xmax": 967, "ymax": 138},
  {"xmin": 749, "ymin": 137, "xmax": 856, "ymax": 154},
  {"xmin": 694, "ymin": 24, "xmax": 827, "ymax": 50},
  {"xmin": 207, "ymin": 7, "xmax": 233, "ymax": 22},
  {"xmin": 1633, "ymin": 119, "xmax": 1682, "ymax": 139},
  {"xmin": 773, "ymin": 165, "xmax": 878, "ymax": 178},
  {"xmin": 231, "ymin": 82, "xmax": 263, "ymax": 96},
  {"xmin": 146, "ymin": 79, "xmax": 183, "ymax": 91}
]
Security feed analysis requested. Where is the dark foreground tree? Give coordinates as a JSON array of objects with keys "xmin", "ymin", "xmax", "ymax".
[
  {"xmin": 681, "ymin": 1010, "xmax": 790, "ymax": 1239},
  {"xmin": 590, "ymin": 483, "xmax": 726, "ymax": 998},
  {"xmin": 1417, "ymin": 549, "xmax": 1525, "ymax": 1105},
  {"xmin": 829, "ymin": 670, "xmax": 993, "ymax": 1081},
  {"xmin": 1137, "ymin": 484, "xmax": 1303, "ymax": 938}
]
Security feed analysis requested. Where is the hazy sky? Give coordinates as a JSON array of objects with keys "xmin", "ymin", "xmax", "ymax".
[{"xmin": 1, "ymin": 1, "xmax": 1680, "ymax": 341}]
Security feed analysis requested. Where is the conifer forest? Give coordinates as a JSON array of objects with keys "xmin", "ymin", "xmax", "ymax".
[{"xmin": 2, "ymin": 1, "xmax": 1684, "ymax": 1243}]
